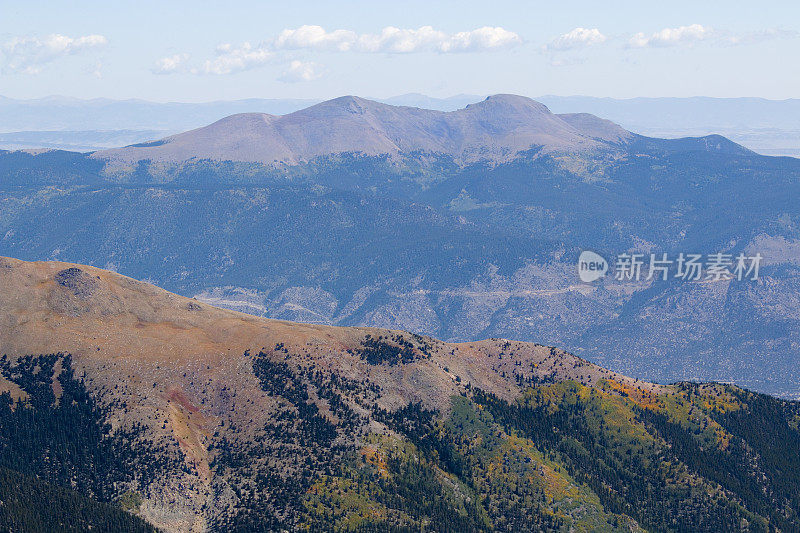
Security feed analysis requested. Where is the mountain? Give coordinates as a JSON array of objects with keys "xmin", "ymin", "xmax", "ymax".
[
  {"xmin": 0, "ymin": 129, "xmax": 169, "ymax": 152},
  {"xmin": 0, "ymin": 95, "xmax": 798, "ymax": 400},
  {"xmin": 1, "ymin": 256, "xmax": 799, "ymax": 532},
  {"xmin": 94, "ymin": 95, "xmax": 634, "ymax": 167},
  {"xmin": 537, "ymin": 95, "xmax": 800, "ymax": 157},
  {"xmin": 3, "ymin": 93, "xmax": 800, "ymax": 156},
  {"xmin": 537, "ymin": 95, "xmax": 800, "ymax": 132}
]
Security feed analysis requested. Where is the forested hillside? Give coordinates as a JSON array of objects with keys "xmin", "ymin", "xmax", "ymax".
[{"xmin": 0, "ymin": 258, "xmax": 798, "ymax": 531}]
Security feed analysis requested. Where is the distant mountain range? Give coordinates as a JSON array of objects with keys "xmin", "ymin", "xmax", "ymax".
[
  {"xmin": 1, "ymin": 92, "xmax": 798, "ymax": 156},
  {"xmin": 0, "ymin": 129, "xmax": 168, "ymax": 152},
  {"xmin": 1, "ymin": 95, "xmax": 799, "ymax": 399},
  {"xmin": 537, "ymin": 95, "xmax": 800, "ymax": 158},
  {"xmin": 0, "ymin": 94, "xmax": 317, "ymax": 132},
  {"xmin": 2, "ymin": 256, "xmax": 799, "ymax": 532}
]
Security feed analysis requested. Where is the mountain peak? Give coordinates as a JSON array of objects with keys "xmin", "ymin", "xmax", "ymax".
[
  {"xmin": 478, "ymin": 93, "xmax": 549, "ymax": 107},
  {"xmin": 94, "ymin": 94, "xmax": 632, "ymax": 167},
  {"xmin": 309, "ymin": 95, "xmax": 374, "ymax": 113}
]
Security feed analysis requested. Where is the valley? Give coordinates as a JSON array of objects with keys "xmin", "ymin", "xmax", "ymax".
[{"xmin": 1, "ymin": 97, "xmax": 799, "ymax": 397}]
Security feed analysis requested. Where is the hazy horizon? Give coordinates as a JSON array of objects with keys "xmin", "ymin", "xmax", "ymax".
[
  {"xmin": 4, "ymin": 92, "xmax": 800, "ymax": 105},
  {"xmin": 2, "ymin": 0, "xmax": 799, "ymax": 102}
]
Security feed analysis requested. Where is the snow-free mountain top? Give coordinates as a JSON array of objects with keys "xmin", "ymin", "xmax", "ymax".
[{"xmin": 93, "ymin": 94, "xmax": 633, "ymax": 166}]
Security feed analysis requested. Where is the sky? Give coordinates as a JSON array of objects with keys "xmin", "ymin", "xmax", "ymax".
[{"xmin": 1, "ymin": 0, "xmax": 799, "ymax": 102}]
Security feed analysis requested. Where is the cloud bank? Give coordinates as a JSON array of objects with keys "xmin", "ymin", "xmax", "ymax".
[
  {"xmin": 200, "ymin": 43, "xmax": 273, "ymax": 75},
  {"xmin": 274, "ymin": 25, "xmax": 522, "ymax": 53},
  {"xmin": 150, "ymin": 22, "xmax": 797, "ymax": 78},
  {"xmin": 626, "ymin": 24, "xmax": 797, "ymax": 49},
  {"xmin": 2, "ymin": 33, "xmax": 107, "ymax": 74},
  {"xmin": 153, "ymin": 25, "xmax": 521, "ymax": 78}
]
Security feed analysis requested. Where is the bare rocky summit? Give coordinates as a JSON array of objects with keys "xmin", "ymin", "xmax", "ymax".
[
  {"xmin": 0, "ymin": 256, "xmax": 654, "ymax": 531},
  {"xmin": 94, "ymin": 94, "xmax": 633, "ymax": 167}
]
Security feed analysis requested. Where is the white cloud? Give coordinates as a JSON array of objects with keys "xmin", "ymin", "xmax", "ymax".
[
  {"xmin": 273, "ymin": 25, "xmax": 521, "ymax": 53},
  {"xmin": 152, "ymin": 53, "xmax": 189, "ymax": 74},
  {"xmin": 199, "ymin": 42, "xmax": 273, "ymax": 75},
  {"xmin": 157, "ymin": 25, "xmax": 521, "ymax": 77},
  {"xmin": 546, "ymin": 27, "xmax": 606, "ymax": 51},
  {"xmin": 436, "ymin": 26, "xmax": 522, "ymax": 52},
  {"xmin": 2, "ymin": 33, "xmax": 107, "ymax": 74},
  {"xmin": 357, "ymin": 26, "xmax": 450, "ymax": 53},
  {"xmin": 279, "ymin": 60, "xmax": 323, "ymax": 82},
  {"xmin": 627, "ymin": 24, "xmax": 798, "ymax": 49},
  {"xmin": 628, "ymin": 24, "xmax": 713, "ymax": 48},
  {"xmin": 274, "ymin": 26, "xmax": 357, "ymax": 52}
]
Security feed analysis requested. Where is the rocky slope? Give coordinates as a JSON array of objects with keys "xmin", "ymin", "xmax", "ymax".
[{"xmin": 1, "ymin": 256, "xmax": 799, "ymax": 532}]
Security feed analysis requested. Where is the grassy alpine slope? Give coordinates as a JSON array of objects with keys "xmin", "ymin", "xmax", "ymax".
[{"xmin": 0, "ymin": 256, "xmax": 798, "ymax": 532}]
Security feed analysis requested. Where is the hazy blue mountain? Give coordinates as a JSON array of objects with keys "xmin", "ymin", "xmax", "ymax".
[
  {"xmin": 1, "ymin": 95, "xmax": 799, "ymax": 398},
  {"xmin": 0, "ymin": 95, "xmax": 318, "ymax": 132},
  {"xmin": 537, "ymin": 95, "xmax": 800, "ymax": 157},
  {"xmin": 537, "ymin": 96, "xmax": 800, "ymax": 131},
  {"xmin": 0, "ymin": 130, "xmax": 169, "ymax": 152},
  {"xmin": 0, "ymin": 93, "xmax": 481, "ymax": 136}
]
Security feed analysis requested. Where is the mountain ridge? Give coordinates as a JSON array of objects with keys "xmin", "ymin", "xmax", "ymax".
[
  {"xmin": 0, "ymin": 254, "xmax": 659, "ymax": 531},
  {"xmin": 2, "ymin": 93, "xmax": 797, "ymax": 156},
  {"xmin": 0, "ymin": 254, "xmax": 656, "ymax": 408},
  {"xmin": 2, "ymin": 256, "xmax": 800, "ymax": 532},
  {"xmin": 93, "ymin": 94, "xmax": 636, "ymax": 167}
]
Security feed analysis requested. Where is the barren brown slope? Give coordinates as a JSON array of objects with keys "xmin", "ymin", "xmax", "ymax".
[
  {"xmin": 0, "ymin": 256, "xmax": 662, "ymax": 532},
  {"xmin": 93, "ymin": 94, "xmax": 633, "ymax": 167}
]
